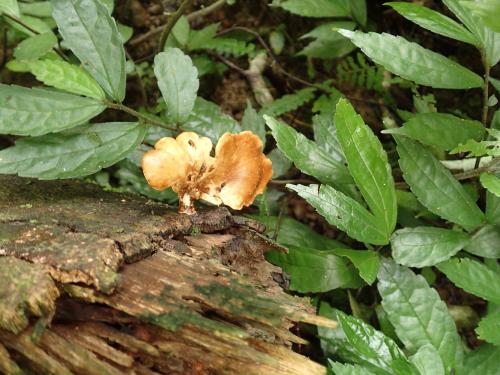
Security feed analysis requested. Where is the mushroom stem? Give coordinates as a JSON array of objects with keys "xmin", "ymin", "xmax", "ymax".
[{"xmin": 179, "ymin": 193, "xmax": 196, "ymax": 215}]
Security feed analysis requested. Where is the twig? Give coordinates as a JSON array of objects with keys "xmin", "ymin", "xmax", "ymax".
[
  {"xmin": 129, "ymin": 0, "xmax": 227, "ymax": 47},
  {"xmin": 104, "ymin": 101, "xmax": 177, "ymax": 131},
  {"xmin": 4, "ymin": 14, "xmax": 68, "ymax": 61},
  {"xmin": 157, "ymin": 0, "xmax": 194, "ymax": 53}
]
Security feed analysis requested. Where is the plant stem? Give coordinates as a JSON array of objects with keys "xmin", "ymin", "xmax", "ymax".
[
  {"xmin": 481, "ymin": 51, "xmax": 491, "ymax": 126},
  {"xmin": 104, "ymin": 101, "xmax": 177, "ymax": 131},
  {"xmin": 4, "ymin": 14, "xmax": 68, "ymax": 61},
  {"xmin": 157, "ymin": 0, "xmax": 194, "ymax": 53}
]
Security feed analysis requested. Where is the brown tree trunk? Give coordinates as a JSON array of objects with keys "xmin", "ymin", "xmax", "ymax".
[{"xmin": 0, "ymin": 175, "xmax": 332, "ymax": 375}]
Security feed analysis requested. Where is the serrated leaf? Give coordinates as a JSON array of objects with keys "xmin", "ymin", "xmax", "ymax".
[
  {"xmin": 464, "ymin": 224, "xmax": 500, "ymax": 258},
  {"xmin": 480, "ymin": 173, "xmax": 500, "ymax": 197},
  {"xmin": 0, "ymin": 0, "xmax": 20, "ymax": 17},
  {"xmin": 336, "ymin": 99, "xmax": 397, "ymax": 238},
  {"xmin": 0, "ymin": 84, "xmax": 105, "ymax": 136},
  {"xmin": 267, "ymin": 148, "xmax": 291, "ymax": 178},
  {"xmin": 331, "ymin": 249, "xmax": 379, "ymax": 284},
  {"xmin": 450, "ymin": 129, "xmax": 500, "ymax": 157},
  {"xmin": 461, "ymin": 0, "xmax": 500, "ymax": 33},
  {"xmin": 462, "ymin": 344, "xmax": 500, "ymax": 375},
  {"xmin": 287, "ymin": 184, "xmax": 388, "ymax": 245},
  {"xmin": 385, "ymin": 2, "xmax": 478, "ymax": 45},
  {"xmin": 328, "ymin": 361, "xmax": 375, "ymax": 375},
  {"xmin": 241, "ymin": 101, "xmax": 266, "ymax": 146},
  {"xmin": 204, "ymin": 37, "xmax": 254, "ymax": 57},
  {"xmin": 299, "ymin": 22, "xmax": 356, "ymax": 59},
  {"xmin": 51, "ymin": 0, "xmax": 126, "ymax": 101},
  {"xmin": 335, "ymin": 309, "xmax": 414, "ymax": 375},
  {"xmin": 154, "ymin": 48, "xmax": 199, "ymax": 124},
  {"xmin": 187, "ymin": 23, "xmax": 219, "ymax": 51},
  {"xmin": 444, "ymin": 0, "xmax": 500, "ymax": 67},
  {"xmin": 377, "ymin": 259, "xmax": 463, "ymax": 373},
  {"xmin": 250, "ymin": 215, "xmax": 345, "ymax": 249},
  {"xmin": 313, "ymin": 113, "xmax": 344, "ymax": 162},
  {"xmin": 437, "ymin": 258, "xmax": 500, "ymax": 304},
  {"xmin": 0, "ymin": 122, "xmax": 145, "ymax": 179},
  {"xmin": 265, "ymin": 116, "xmax": 353, "ymax": 187},
  {"xmin": 28, "ymin": 59, "xmax": 106, "ymax": 99},
  {"xmin": 383, "ymin": 113, "xmax": 485, "ymax": 151},
  {"xmin": 396, "ymin": 136, "xmax": 485, "ymax": 231},
  {"xmin": 409, "ymin": 345, "xmax": 445, "ymax": 375},
  {"xmin": 276, "ymin": 0, "xmax": 350, "ymax": 17},
  {"xmin": 391, "ymin": 227, "xmax": 470, "ymax": 268},
  {"xmin": 181, "ymin": 97, "xmax": 239, "ymax": 143},
  {"xmin": 338, "ymin": 30, "xmax": 483, "ymax": 89},
  {"xmin": 262, "ymin": 87, "xmax": 316, "ymax": 116},
  {"xmin": 266, "ymin": 246, "xmax": 363, "ymax": 292},
  {"xmin": 475, "ymin": 313, "xmax": 500, "ymax": 345},
  {"xmin": 13, "ymin": 32, "xmax": 58, "ymax": 61}
]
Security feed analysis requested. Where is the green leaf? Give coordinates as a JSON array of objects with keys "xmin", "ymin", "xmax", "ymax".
[
  {"xmin": 383, "ymin": 113, "xmax": 485, "ymax": 151},
  {"xmin": 287, "ymin": 184, "xmax": 388, "ymax": 245},
  {"xmin": 299, "ymin": 22, "xmax": 356, "ymax": 59},
  {"xmin": 266, "ymin": 246, "xmax": 362, "ymax": 292},
  {"xmin": 391, "ymin": 227, "xmax": 470, "ymax": 268},
  {"xmin": 241, "ymin": 101, "xmax": 266, "ymax": 146},
  {"xmin": 444, "ymin": 0, "xmax": 500, "ymax": 67},
  {"xmin": 331, "ymin": 249, "xmax": 379, "ymax": 285},
  {"xmin": 437, "ymin": 258, "xmax": 500, "ymax": 304},
  {"xmin": 396, "ymin": 137, "xmax": 485, "ymax": 231},
  {"xmin": 0, "ymin": 84, "xmax": 105, "ymax": 136},
  {"xmin": 0, "ymin": 122, "xmax": 145, "ymax": 179},
  {"xmin": 154, "ymin": 48, "xmax": 199, "ymax": 124},
  {"xmin": 338, "ymin": 30, "xmax": 483, "ymax": 89},
  {"xmin": 450, "ymin": 128, "xmax": 500, "ymax": 157},
  {"xmin": 409, "ymin": 345, "xmax": 445, "ymax": 375},
  {"xmin": 0, "ymin": 0, "xmax": 20, "ymax": 17},
  {"xmin": 267, "ymin": 148, "xmax": 291, "ymax": 178},
  {"xmin": 475, "ymin": 313, "xmax": 500, "ymax": 345},
  {"xmin": 51, "ymin": 0, "xmax": 126, "ymax": 101},
  {"xmin": 461, "ymin": 0, "xmax": 500, "ymax": 33},
  {"xmin": 464, "ymin": 224, "xmax": 500, "ymax": 258},
  {"xmin": 19, "ymin": 1, "xmax": 52, "ymax": 17},
  {"xmin": 276, "ymin": 0, "xmax": 350, "ymax": 18},
  {"xmin": 182, "ymin": 97, "xmax": 239, "ymax": 143},
  {"xmin": 462, "ymin": 344, "xmax": 500, "ymax": 375},
  {"xmin": 6, "ymin": 15, "xmax": 51, "ymax": 35},
  {"xmin": 349, "ymin": 0, "xmax": 367, "ymax": 26},
  {"xmin": 187, "ymin": 23, "xmax": 219, "ymax": 51},
  {"xmin": 480, "ymin": 173, "xmax": 500, "ymax": 197},
  {"xmin": 328, "ymin": 361, "xmax": 375, "ymax": 375},
  {"xmin": 262, "ymin": 88, "xmax": 316, "ymax": 116},
  {"xmin": 13, "ymin": 32, "xmax": 58, "ymax": 61},
  {"xmin": 335, "ymin": 309, "xmax": 414, "ymax": 375},
  {"xmin": 377, "ymin": 259, "xmax": 464, "ymax": 373},
  {"xmin": 171, "ymin": 16, "xmax": 190, "ymax": 47},
  {"xmin": 335, "ymin": 99, "xmax": 397, "ymax": 238},
  {"xmin": 385, "ymin": 2, "xmax": 478, "ymax": 45},
  {"xmin": 313, "ymin": 113, "xmax": 344, "ymax": 162},
  {"xmin": 265, "ymin": 116, "xmax": 353, "ymax": 187},
  {"xmin": 204, "ymin": 37, "xmax": 255, "ymax": 57},
  {"xmin": 486, "ymin": 191, "xmax": 500, "ymax": 225},
  {"xmin": 249, "ymin": 215, "xmax": 345, "ymax": 249},
  {"xmin": 27, "ymin": 59, "xmax": 106, "ymax": 99}
]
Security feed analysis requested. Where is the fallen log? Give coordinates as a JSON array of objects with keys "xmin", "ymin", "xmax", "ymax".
[{"xmin": 0, "ymin": 175, "xmax": 332, "ymax": 374}]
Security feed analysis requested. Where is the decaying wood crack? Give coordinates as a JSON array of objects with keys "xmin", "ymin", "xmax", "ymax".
[{"xmin": 0, "ymin": 175, "xmax": 333, "ymax": 375}]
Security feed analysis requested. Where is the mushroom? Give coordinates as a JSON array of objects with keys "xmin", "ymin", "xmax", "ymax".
[{"xmin": 142, "ymin": 131, "xmax": 272, "ymax": 215}]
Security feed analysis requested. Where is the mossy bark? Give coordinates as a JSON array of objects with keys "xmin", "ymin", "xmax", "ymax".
[{"xmin": 0, "ymin": 175, "xmax": 332, "ymax": 375}]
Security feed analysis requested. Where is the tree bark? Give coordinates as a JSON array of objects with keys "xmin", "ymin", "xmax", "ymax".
[{"xmin": 0, "ymin": 175, "xmax": 332, "ymax": 375}]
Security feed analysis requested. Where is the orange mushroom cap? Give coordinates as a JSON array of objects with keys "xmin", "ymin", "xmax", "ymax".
[{"xmin": 141, "ymin": 131, "xmax": 272, "ymax": 214}]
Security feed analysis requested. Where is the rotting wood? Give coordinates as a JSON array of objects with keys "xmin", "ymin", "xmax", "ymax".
[{"xmin": 0, "ymin": 175, "xmax": 332, "ymax": 374}]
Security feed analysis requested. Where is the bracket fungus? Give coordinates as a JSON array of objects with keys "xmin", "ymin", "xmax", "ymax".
[{"xmin": 142, "ymin": 131, "xmax": 273, "ymax": 215}]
